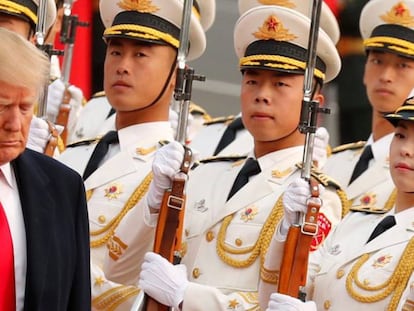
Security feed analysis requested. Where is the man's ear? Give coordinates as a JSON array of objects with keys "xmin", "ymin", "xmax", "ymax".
[{"xmin": 314, "ymin": 92, "xmax": 325, "ymax": 106}]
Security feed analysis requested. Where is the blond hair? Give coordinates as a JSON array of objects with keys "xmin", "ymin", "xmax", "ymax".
[{"xmin": 0, "ymin": 27, "xmax": 50, "ymax": 101}]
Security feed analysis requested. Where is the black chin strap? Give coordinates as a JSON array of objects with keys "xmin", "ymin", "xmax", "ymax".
[{"xmin": 127, "ymin": 58, "xmax": 177, "ymax": 113}]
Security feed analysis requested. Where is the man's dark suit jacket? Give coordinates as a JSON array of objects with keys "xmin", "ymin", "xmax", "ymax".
[{"xmin": 11, "ymin": 148, "xmax": 91, "ymax": 310}]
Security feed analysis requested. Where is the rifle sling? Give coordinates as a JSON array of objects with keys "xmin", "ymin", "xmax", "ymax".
[{"xmin": 286, "ymin": 177, "xmax": 321, "ymax": 299}]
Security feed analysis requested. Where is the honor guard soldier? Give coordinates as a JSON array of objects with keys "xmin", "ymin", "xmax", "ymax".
[
  {"xmin": 107, "ymin": 4, "xmax": 346, "ymax": 310},
  {"xmin": 67, "ymin": 0, "xmax": 215, "ymax": 145},
  {"xmin": 57, "ymin": 0, "xmax": 206, "ymax": 309},
  {"xmin": 323, "ymin": 0, "xmax": 414, "ymax": 217},
  {"xmin": 261, "ymin": 96, "xmax": 414, "ymax": 311},
  {"xmin": 189, "ymin": 0, "xmax": 339, "ymax": 161}
]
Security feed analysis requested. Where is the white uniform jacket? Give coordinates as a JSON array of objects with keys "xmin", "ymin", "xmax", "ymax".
[
  {"xmin": 59, "ymin": 122, "xmax": 174, "ymax": 310},
  {"xmin": 323, "ymin": 134, "xmax": 395, "ymax": 213},
  {"xmin": 189, "ymin": 114, "xmax": 253, "ymax": 159},
  {"xmin": 260, "ymin": 209, "xmax": 414, "ymax": 311},
  {"xmin": 107, "ymin": 146, "xmax": 343, "ymax": 310},
  {"xmin": 68, "ymin": 94, "xmax": 114, "ymax": 144}
]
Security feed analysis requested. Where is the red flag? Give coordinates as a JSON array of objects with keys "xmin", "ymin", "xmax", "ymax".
[{"xmin": 55, "ymin": 0, "xmax": 93, "ymax": 100}]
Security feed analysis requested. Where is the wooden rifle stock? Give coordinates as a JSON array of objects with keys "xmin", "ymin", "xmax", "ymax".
[
  {"xmin": 277, "ymin": 178, "xmax": 321, "ymax": 301},
  {"xmin": 144, "ymin": 147, "xmax": 192, "ymax": 311},
  {"xmin": 55, "ymin": 88, "xmax": 71, "ymax": 145}
]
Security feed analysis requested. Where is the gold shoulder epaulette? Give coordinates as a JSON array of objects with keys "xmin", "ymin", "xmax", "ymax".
[
  {"xmin": 199, "ymin": 155, "xmax": 247, "ymax": 164},
  {"xmin": 295, "ymin": 163, "xmax": 342, "ymax": 190},
  {"xmin": 331, "ymin": 141, "xmax": 366, "ymax": 154},
  {"xmin": 91, "ymin": 90, "xmax": 106, "ymax": 98},
  {"xmin": 189, "ymin": 102, "xmax": 212, "ymax": 122},
  {"xmin": 203, "ymin": 115, "xmax": 235, "ymax": 126},
  {"xmin": 66, "ymin": 137, "xmax": 100, "ymax": 148},
  {"xmin": 349, "ymin": 206, "xmax": 390, "ymax": 214}
]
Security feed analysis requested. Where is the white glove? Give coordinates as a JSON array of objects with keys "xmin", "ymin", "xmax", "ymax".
[
  {"xmin": 139, "ymin": 252, "xmax": 189, "ymax": 309},
  {"xmin": 281, "ymin": 178, "xmax": 325, "ymax": 235},
  {"xmin": 27, "ymin": 117, "xmax": 63, "ymax": 153},
  {"xmin": 267, "ymin": 293, "xmax": 316, "ymax": 311},
  {"xmin": 47, "ymin": 79, "xmax": 83, "ymax": 124},
  {"xmin": 312, "ymin": 127, "xmax": 329, "ymax": 169},
  {"xmin": 147, "ymin": 141, "xmax": 185, "ymax": 209},
  {"xmin": 169, "ymin": 107, "xmax": 194, "ymax": 142}
]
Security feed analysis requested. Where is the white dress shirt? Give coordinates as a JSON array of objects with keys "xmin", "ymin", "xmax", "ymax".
[{"xmin": 0, "ymin": 163, "xmax": 26, "ymax": 311}]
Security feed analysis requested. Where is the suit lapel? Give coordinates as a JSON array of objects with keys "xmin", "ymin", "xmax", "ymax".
[{"xmin": 12, "ymin": 150, "xmax": 54, "ymax": 306}]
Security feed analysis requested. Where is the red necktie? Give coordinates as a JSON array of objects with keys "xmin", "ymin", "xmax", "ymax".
[{"xmin": 0, "ymin": 201, "xmax": 16, "ymax": 311}]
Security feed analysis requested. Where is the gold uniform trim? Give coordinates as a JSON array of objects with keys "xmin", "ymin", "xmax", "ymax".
[
  {"xmin": 240, "ymin": 54, "xmax": 325, "ymax": 80},
  {"xmin": 104, "ymin": 24, "xmax": 179, "ymax": 48},
  {"xmin": 349, "ymin": 188, "xmax": 397, "ymax": 215},
  {"xmin": 88, "ymin": 172, "xmax": 153, "ymax": 248},
  {"xmin": 0, "ymin": 1, "xmax": 37, "ymax": 25},
  {"xmin": 346, "ymin": 237, "xmax": 414, "ymax": 310},
  {"xmin": 260, "ymin": 266, "xmax": 279, "ymax": 284},
  {"xmin": 92, "ymin": 285, "xmax": 140, "ymax": 310},
  {"xmin": 216, "ymin": 195, "xmax": 284, "ymax": 268},
  {"xmin": 364, "ymin": 37, "xmax": 414, "ymax": 56},
  {"xmin": 331, "ymin": 141, "xmax": 366, "ymax": 154}
]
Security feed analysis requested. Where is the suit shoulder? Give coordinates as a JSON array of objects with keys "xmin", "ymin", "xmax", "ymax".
[
  {"xmin": 331, "ymin": 141, "xmax": 366, "ymax": 154},
  {"xmin": 23, "ymin": 149, "xmax": 81, "ymax": 179},
  {"xmin": 203, "ymin": 115, "xmax": 235, "ymax": 126}
]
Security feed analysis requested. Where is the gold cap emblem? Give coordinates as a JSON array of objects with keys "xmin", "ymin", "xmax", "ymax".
[
  {"xmin": 381, "ymin": 2, "xmax": 414, "ymax": 27},
  {"xmin": 253, "ymin": 15, "xmax": 297, "ymax": 41},
  {"xmin": 117, "ymin": 0, "xmax": 159, "ymax": 13},
  {"xmin": 259, "ymin": 0, "xmax": 296, "ymax": 9}
]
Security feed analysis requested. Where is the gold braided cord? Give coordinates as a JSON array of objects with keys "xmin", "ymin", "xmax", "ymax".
[
  {"xmin": 216, "ymin": 195, "xmax": 284, "ymax": 268},
  {"xmin": 346, "ymin": 238, "xmax": 414, "ymax": 310},
  {"xmin": 237, "ymin": 291, "xmax": 260, "ymax": 310},
  {"xmin": 364, "ymin": 36, "xmax": 414, "ymax": 55},
  {"xmin": 239, "ymin": 54, "xmax": 325, "ymax": 80},
  {"xmin": 336, "ymin": 189, "xmax": 351, "ymax": 218},
  {"xmin": 104, "ymin": 24, "xmax": 179, "ymax": 48},
  {"xmin": 92, "ymin": 285, "xmax": 140, "ymax": 310},
  {"xmin": 89, "ymin": 173, "xmax": 153, "ymax": 248},
  {"xmin": 384, "ymin": 188, "xmax": 397, "ymax": 211},
  {"xmin": 0, "ymin": 1, "xmax": 37, "ymax": 24}
]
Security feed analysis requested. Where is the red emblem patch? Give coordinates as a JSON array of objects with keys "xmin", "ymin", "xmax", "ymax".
[{"xmin": 310, "ymin": 212, "xmax": 332, "ymax": 251}]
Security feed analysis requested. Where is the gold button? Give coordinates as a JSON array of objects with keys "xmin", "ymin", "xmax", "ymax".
[
  {"xmin": 98, "ymin": 215, "xmax": 106, "ymax": 224},
  {"xmin": 192, "ymin": 268, "xmax": 200, "ymax": 279},
  {"xmin": 206, "ymin": 231, "xmax": 214, "ymax": 242},
  {"xmin": 336, "ymin": 269, "xmax": 344, "ymax": 279},
  {"xmin": 324, "ymin": 300, "xmax": 331, "ymax": 310},
  {"xmin": 235, "ymin": 238, "xmax": 243, "ymax": 247}
]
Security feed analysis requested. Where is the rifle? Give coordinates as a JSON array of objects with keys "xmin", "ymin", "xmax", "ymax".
[
  {"xmin": 55, "ymin": 0, "xmax": 89, "ymax": 145},
  {"xmin": 277, "ymin": 0, "xmax": 329, "ymax": 301},
  {"xmin": 137, "ymin": 1, "xmax": 205, "ymax": 310},
  {"xmin": 35, "ymin": 0, "xmax": 63, "ymax": 156}
]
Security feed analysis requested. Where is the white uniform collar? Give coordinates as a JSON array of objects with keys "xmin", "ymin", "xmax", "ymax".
[
  {"xmin": 365, "ymin": 133, "xmax": 393, "ymax": 162},
  {"xmin": 252, "ymin": 145, "xmax": 304, "ymax": 171},
  {"xmin": 117, "ymin": 121, "xmax": 174, "ymax": 153}
]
